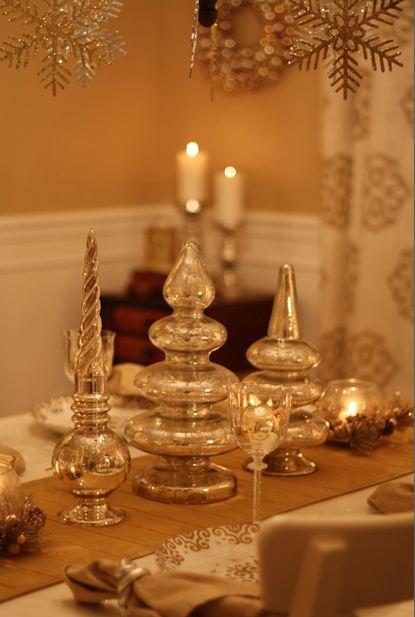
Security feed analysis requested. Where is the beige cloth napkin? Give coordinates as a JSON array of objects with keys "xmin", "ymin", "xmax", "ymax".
[
  {"xmin": 65, "ymin": 559, "xmax": 267, "ymax": 617},
  {"xmin": 108, "ymin": 363, "xmax": 144, "ymax": 397},
  {"xmin": 367, "ymin": 481, "xmax": 414, "ymax": 514},
  {"xmin": 0, "ymin": 444, "xmax": 26, "ymax": 474}
]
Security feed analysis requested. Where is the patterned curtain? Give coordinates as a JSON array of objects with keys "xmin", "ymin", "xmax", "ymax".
[{"xmin": 319, "ymin": 4, "xmax": 414, "ymax": 398}]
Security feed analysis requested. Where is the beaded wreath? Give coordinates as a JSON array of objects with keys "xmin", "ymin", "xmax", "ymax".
[{"xmin": 197, "ymin": 0, "xmax": 294, "ymax": 92}]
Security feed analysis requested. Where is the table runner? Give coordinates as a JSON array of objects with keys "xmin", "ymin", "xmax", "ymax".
[{"xmin": 0, "ymin": 439, "xmax": 413, "ymax": 603}]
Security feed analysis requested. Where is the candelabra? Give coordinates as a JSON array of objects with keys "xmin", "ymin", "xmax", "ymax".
[
  {"xmin": 243, "ymin": 264, "xmax": 329, "ymax": 475},
  {"xmin": 125, "ymin": 241, "xmax": 238, "ymax": 504},
  {"xmin": 52, "ymin": 230, "xmax": 131, "ymax": 526}
]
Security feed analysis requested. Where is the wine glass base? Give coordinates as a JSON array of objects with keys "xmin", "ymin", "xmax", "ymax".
[
  {"xmin": 132, "ymin": 460, "xmax": 237, "ymax": 504},
  {"xmin": 58, "ymin": 501, "xmax": 127, "ymax": 526},
  {"xmin": 243, "ymin": 449, "xmax": 318, "ymax": 476}
]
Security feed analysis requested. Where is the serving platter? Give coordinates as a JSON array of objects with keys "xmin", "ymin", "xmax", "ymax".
[{"xmin": 30, "ymin": 394, "xmax": 149, "ymax": 435}]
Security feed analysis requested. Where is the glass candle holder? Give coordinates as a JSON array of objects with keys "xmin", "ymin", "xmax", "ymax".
[
  {"xmin": 0, "ymin": 454, "xmax": 22, "ymax": 513},
  {"xmin": 318, "ymin": 379, "xmax": 384, "ymax": 424},
  {"xmin": 0, "ymin": 453, "xmax": 20, "ymax": 496},
  {"xmin": 62, "ymin": 329, "xmax": 115, "ymax": 383}
]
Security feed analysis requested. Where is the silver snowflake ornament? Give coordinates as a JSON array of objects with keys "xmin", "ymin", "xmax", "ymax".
[
  {"xmin": 0, "ymin": 0, "xmax": 126, "ymax": 95},
  {"xmin": 288, "ymin": 0, "xmax": 404, "ymax": 99}
]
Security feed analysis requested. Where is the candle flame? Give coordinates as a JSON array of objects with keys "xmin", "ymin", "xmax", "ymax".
[
  {"xmin": 347, "ymin": 400, "xmax": 358, "ymax": 417},
  {"xmin": 186, "ymin": 142, "xmax": 199, "ymax": 157},
  {"xmin": 224, "ymin": 166, "xmax": 237, "ymax": 178},
  {"xmin": 185, "ymin": 198, "xmax": 201, "ymax": 214}
]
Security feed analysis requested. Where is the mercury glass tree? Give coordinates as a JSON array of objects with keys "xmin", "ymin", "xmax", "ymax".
[
  {"xmin": 126, "ymin": 241, "xmax": 238, "ymax": 503},
  {"xmin": 244, "ymin": 264, "xmax": 329, "ymax": 475}
]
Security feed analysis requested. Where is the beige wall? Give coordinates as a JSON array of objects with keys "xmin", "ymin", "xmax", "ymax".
[
  {"xmin": 0, "ymin": 1, "xmax": 166, "ymax": 214},
  {"xmin": 0, "ymin": 0, "xmax": 321, "ymax": 216}
]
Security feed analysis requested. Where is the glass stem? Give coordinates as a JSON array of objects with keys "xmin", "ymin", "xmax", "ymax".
[{"xmin": 252, "ymin": 457, "xmax": 263, "ymax": 524}]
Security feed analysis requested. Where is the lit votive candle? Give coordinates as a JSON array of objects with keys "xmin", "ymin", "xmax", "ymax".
[
  {"xmin": 213, "ymin": 166, "xmax": 245, "ymax": 228},
  {"xmin": 319, "ymin": 379, "xmax": 383, "ymax": 425},
  {"xmin": 176, "ymin": 142, "xmax": 209, "ymax": 205}
]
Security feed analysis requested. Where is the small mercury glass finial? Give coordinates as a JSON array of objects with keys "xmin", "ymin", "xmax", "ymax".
[
  {"xmin": 267, "ymin": 264, "xmax": 300, "ymax": 340},
  {"xmin": 244, "ymin": 263, "xmax": 327, "ymax": 477}
]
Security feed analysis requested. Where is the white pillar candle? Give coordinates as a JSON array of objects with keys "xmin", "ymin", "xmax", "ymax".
[
  {"xmin": 176, "ymin": 142, "xmax": 209, "ymax": 204},
  {"xmin": 213, "ymin": 166, "xmax": 245, "ymax": 228}
]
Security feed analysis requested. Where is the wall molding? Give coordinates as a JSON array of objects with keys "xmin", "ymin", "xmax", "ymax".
[
  {"xmin": 0, "ymin": 203, "xmax": 320, "ymax": 283},
  {"xmin": 0, "ymin": 204, "xmax": 177, "ymax": 274}
]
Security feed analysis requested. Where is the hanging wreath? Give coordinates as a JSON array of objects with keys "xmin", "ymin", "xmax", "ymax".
[{"xmin": 197, "ymin": 0, "xmax": 295, "ymax": 92}]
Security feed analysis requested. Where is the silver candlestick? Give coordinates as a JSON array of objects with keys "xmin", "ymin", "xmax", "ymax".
[
  {"xmin": 216, "ymin": 223, "xmax": 240, "ymax": 298},
  {"xmin": 178, "ymin": 199, "xmax": 206, "ymax": 249}
]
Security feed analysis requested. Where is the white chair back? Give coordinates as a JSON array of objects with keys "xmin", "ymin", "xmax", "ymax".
[{"xmin": 258, "ymin": 512, "xmax": 414, "ymax": 617}]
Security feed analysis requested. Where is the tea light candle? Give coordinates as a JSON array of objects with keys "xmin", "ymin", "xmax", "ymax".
[
  {"xmin": 338, "ymin": 398, "xmax": 360, "ymax": 423},
  {"xmin": 176, "ymin": 142, "xmax": 208, "ymax": 204},
  {"xmin": 214, "ymin": 166, "xmax": 245, "ymax": 228}
]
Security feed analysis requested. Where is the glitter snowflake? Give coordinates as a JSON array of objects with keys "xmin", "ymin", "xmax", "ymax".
[
  {"xmin": 288, "ymin": 0, "xmax": 404, "ymax": 99},
  {"xmin": 0, "ymin": 0, "xmax": 125, "ymax": 95}
]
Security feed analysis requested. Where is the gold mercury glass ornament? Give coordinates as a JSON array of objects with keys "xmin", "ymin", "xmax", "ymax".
[
  {"xmin": 125, "ymin": 241, "xmax": 238, "ymax": 504},
  {"xmin": 243, "ymin": 263, "xmax": 329, "ymax": 475},
  {"xmin": 52, "ymin": 229, "xmax": 131, "ymax": 526}
]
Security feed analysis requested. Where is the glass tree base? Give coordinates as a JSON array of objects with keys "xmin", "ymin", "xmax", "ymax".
[
  {"xmin": 132, "ymin": 456, "xmax": 237, "ymax": 504},
  {"xmin": 58, "ymin": 497, "xmax": 127, "ymax": 526},
  {"xmin": 243, "ymin": 449, "xmax": 317, "ymax": 476}
]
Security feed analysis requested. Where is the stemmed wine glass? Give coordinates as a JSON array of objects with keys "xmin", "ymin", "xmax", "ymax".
[
  {"xmin": 62, "ymin": 329, "xmax": 115, "ymax": 382},
  {"xmin": 228, "ymin": 382, "xmax": 291, "ymax": 523}
]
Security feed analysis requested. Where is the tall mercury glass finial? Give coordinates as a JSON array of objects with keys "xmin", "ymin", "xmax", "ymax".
[
  {"xmin": 52, "ymin": 229, "xmax": 130, "ymax": 526},
  {"xmin": 125, "ymin": 241, "xmax": 238, "ymax": 504},
  {"xmin": 244, "ymin": 263, "xmax": 329, "ymax": 476}
]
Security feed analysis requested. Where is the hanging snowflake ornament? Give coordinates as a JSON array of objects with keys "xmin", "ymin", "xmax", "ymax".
[
  {"xmin": 287, "ymin": 0, "xmax": 404, "ymax": 99},
  {"xmin": 0, "ymin": 0, "xmax": 126, "ymax": 95}
]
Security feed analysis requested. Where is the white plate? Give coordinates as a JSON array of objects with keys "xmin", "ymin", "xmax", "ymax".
[
  {"xmin": 154, "ymin": 523, "xmax": 259, "ymax": 583},
  {"xmin": 30, "ymin": 395, "xmax": 148, "ymax": 436}
]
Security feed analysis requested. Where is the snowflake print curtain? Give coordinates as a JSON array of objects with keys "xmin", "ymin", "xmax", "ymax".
[{"xmin": 318, "ymin": 2, "xmax": 414, "ymax": 397}]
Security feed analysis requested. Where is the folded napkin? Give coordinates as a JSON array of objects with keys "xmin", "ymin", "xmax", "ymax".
[
  {"xmin": 367, "ymin": 481, "xmax": 414, "ymax": 514},
  {"xmin": 108, "ymin": 363, "xmax": 144, "ymax": 397},
  {"xmin": 0, "ymin": 444, "xmax": 26, "ymax": 474},
  {"xmin": 65, "ymin": 559, "xmax": 267, "ymax": 617}
]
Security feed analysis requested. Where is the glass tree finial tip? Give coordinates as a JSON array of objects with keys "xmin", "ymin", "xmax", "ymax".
[
  {"xmin": 163, "ymin": 241, "xmax": 215, "ymax": 309},
  {"xmin": 267, "ymin": 263, "xmax": 300, "ymax": 340}
]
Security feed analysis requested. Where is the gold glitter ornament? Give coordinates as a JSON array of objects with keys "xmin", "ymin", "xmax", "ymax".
[
  {"xmin": 198, "ymin": 0, "xmax": 293, "ymax": 92},
  {"xmin": 288, "ymin": 0, "xmax": 404, "ymax": 99},
  {"xmin": 0, "ymin": 495, "xmax": 46, "ymax": 555},
  {"xmin": 0, "ymin": 0, "xmax": 126, "ymax": 95}
]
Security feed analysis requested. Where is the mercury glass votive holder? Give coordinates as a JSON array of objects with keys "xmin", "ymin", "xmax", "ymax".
[
  {"xmin": 0, "ymin": 453, "xmax": 20, "ymax": 498},
  {"xmin": 318, "ymin": 379, "xmax": 384, "ymax": 424}
]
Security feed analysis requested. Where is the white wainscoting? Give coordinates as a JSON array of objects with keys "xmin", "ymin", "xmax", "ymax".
[{"xmin": 0, "ymin": 205, "xmax": 320, "ymax": 417}]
